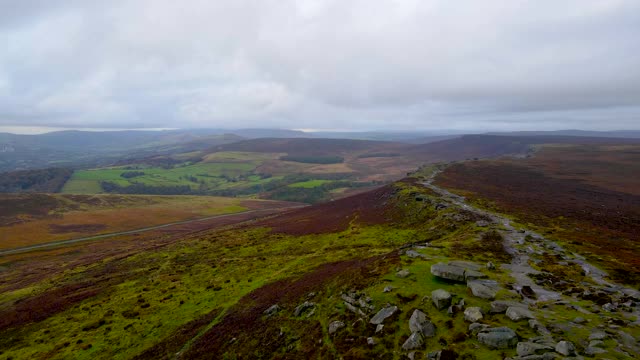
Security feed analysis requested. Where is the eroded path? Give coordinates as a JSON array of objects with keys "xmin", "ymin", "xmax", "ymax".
[{"xmin": 421, "ymin": 168, "xmax": 640, "ymax": 356}]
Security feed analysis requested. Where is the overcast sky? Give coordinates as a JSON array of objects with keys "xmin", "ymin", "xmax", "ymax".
[{"xmin": 1, "ymin": 0, "xmax": 640, "ymax": 133}]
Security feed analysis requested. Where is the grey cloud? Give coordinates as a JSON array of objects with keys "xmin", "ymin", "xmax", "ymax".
[{"xmin": 1, "ymin": 0, "xmax": 639, "ymax": 131}]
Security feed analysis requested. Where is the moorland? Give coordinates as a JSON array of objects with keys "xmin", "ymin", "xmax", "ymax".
[{"xmin": 0, "ymin": 131, "xmax": 639, "ymax": 359}]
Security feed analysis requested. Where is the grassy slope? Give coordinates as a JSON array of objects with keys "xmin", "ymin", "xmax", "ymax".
[
  {"xmin": 1, "ymin": 176, "xmax": 638, "ymax": 359},
  {"xmin": 0, "ymin": 194, "xmax": 249, "ymax": 250}
]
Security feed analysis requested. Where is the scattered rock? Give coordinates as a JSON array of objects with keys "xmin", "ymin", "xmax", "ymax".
[
  {"xmin": 464, "ymin": 307, "xmax": 483, "ymax": 322},
  {"xmin": 467, "ymin": 279, "xmax": 499, "ymax": 300},
  {"xmin": 555, "ymin": 341, "xmax": 576, "ymax": 356},
  {"xmin": 328, "ymin": 321, "xmax": 345, "ymax": 335},
  {"xmin": 588, "ymin": 340, "xmax": 604, "ymax": 348},
  {"xmin": 263, "ymin": 304, "xmax": 281, "ymax": 317},
  {"xmin": 383, "ymin": 286, "xmax": 393, "ymax": 293},
  {"xmin": 369, "ymin": 306, "xmax": 398, "ymax": 325},
  {"xmin": 520, "ymin": 286, "xmax": 537, "ymax": 299},
  {"xmin": 464, "ymin": 270, "xmax": 488, "ymax": 281},
  {"xmin": 477, "ymin": 327, "xmax": 518, "ymax": 349},
  {"xmin": 449, "ymin": 261, "xmax": 483, "ymax": 271},
  {"xmin": 409, "ymin": 309, "xmax": 436, "ymax": 337},
  {"xmin": 476, "ymin": 220, "xmax": 490, "ymax": 227},
  {"xmin": 516, "ymin": 342, "xmax": 554, "ymax": 357},
  {"xmin": 396, "ymin": 269, "xmax": 411, "ymax": 278},
  {"xmin": 506, "ymin": 306, "xmax": 534, "ymax": 321},
  {"xmin": 584, "ymin": 346, "xmax": 607, "ymax": 356},
  {"xmin": 572, "ymin": 316, "xmax": 587, "ymax": 324},
  {"xmin": 367, "ymin": 337, "xmax": 376, "ymax": 346},
  {"xmin": 293, "ymin": 301, "xmax": 315, "ymax": 317},
  {"xmin": 490, "ymin": 300, "xmax": 525, "ymax": 314},
  {"xmin": 486, "ymin": 261, "xmax": 496, "ymax": 270},
  {"xmin": 344, "ymin": 301, "xmax": 366, "ymax": 316},
  {"xmin": 406, "ymin": 250, "xmax": 427, "ymax": 259},
  {"xmin": 431, "ymin": 289, "xmax": 452, "ymax": 310},
  {"xmin": 431, "ymin": 263, "xmax": 466, "ymax": 282},
  {"xmin": 402, "ymin": 332, "xmax": 424, "ymax": 351},
  {"xmin": 588, "ymin": 330, "xmax": 607, "ymax": 341},
  {"xmin": 341, "ymin": 294, "xmax": 357, "ymax": 305},
  {"xmin": 375, "ymin": 324, "xmax": 384, "ymax": 333},
  {"xmin": 469, "ymin": 322, "xmax": 489, "ymax": 335}
]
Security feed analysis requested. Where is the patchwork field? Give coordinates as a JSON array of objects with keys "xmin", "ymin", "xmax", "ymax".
[
  {"xmin": 2, "ymin": 169, "xmax": 638, "ymax": 359},
  {"xmin": 0, "ymin": 193, "xmax": 296, "ymax": 251}
]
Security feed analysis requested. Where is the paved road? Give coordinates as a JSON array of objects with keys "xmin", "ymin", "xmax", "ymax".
[{"xmin": 0, "ymin": 207, "xmax": 299, "ymax": 256}]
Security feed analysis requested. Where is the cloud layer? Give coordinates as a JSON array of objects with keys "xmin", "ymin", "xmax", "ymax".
[{"xmin": 1, "ymin": 0, "xmax": 640, "ymax": 131}]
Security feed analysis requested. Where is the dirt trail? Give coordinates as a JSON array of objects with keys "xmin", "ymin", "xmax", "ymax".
[{"xmin": 423, "ymin": 168, "xmax": 640, "ymax": 312}]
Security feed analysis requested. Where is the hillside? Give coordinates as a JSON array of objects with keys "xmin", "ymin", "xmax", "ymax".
[{"xmin": 1, "ymin": 153, "xmax": 639, "ymax": 358}]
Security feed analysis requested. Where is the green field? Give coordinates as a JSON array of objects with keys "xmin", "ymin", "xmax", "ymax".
[
  {"xmin": 62, "ymin": 162, "xmax": 260, "ymax": 194},
  {"xmin": 287, "ymin": 179, "xmax": 333, "ymax": 188}
]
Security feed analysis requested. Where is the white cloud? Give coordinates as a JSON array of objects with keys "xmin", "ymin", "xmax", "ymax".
[{"xmin": 0, "ymin": 0, "xmax": 639, "ymax": 131}]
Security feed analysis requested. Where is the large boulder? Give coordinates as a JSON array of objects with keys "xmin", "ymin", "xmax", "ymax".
[
  {"xmin": 431, "ymin": 289, "xmax": 452, "ymax": 310},
  {"xmin": 409, "ymin": 309, "xmax": 436, "ymax": 337},
  {"xmin": 369, "ymin": 306, "xmax": 398, "ymax": 325},
  {"xmin": 328, "ymin": 320, "xmax": 345, "ymax": 334},
  {"xmin": 490, "ymin": 300, "xmax": 526, "ymax": 314},
  {"xmin": 516, "ymin": 342, "xmax": 554, "ymax": 357},
  {"xmin": 467, "ymin": 280, "xmax": 500, "ymax": 300},
  {"xmin": 464, "ymin": 270, "xmax": 488, "ymax": 281},
  {"xmin": 402, "ymin": 332, "xmax": 424, "ymax": 351},
  {"xmin": 293, "ymin": 301, "xmax": 315, "ymax": 317},
  {"xmin": 555, "ymin": 341, "xmax": 576, "ymax": 356},
  {"xmin": 464, "ymin": 307, "xmax": 483, "ymax": 322},
  {"xmin": 477, "ymin": 327, "xmax": 518, "ymax": 349},
  {"xmin": 431, "ymin": 263, "xmax": 466, "ymax": 282},
  {"xmin": 506, "ymin": 306, "xmax": 534, "ymax": 321}
]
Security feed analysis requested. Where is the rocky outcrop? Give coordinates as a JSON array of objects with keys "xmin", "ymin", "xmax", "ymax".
[
  {"xmin": 409, "ymin": 309, "xmax": 436, "ymax": 337},
  {"xmin": 431, "ymin": 289, "xmax": 452, "ymax": 310},
  {"xmin": 369, "ymin": 306, "xmax": 398, "ymax": 325},
  {"xmin": 477, "ymin": 327, "xmax": 518, "ymax": 349},
  {"xmin": 431, "ymin": 262, "xmax": 488, "ymax": 282},
  {"xmin": 467, "ymin": 279, "xmax": 500, "ymax": 300},
  {"xmin": 464, "ymin": 307, "xmax": 483, "ymax": 322},
  {"xmin": 506, "ymin": 306, "xmax": 534, "ymax": 321}
]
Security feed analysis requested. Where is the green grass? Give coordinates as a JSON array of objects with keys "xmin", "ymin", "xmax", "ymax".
[
  {"xmin": 288, "ymin": 180, "xmax": 333, "ymax": 188},
  {"xmin": 61, "ymin": 163, "xmax": 260, "ymax": 194}
]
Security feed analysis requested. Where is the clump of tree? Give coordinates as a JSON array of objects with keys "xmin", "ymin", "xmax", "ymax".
[
  {"xmin": 279, "ymin": 155, "xmax": 344, "ymax": 164},
  {"xmin": 101, "ymin": 181, "xmax": 193, "ymax": 195},
  {"xmin": 120, "ymin": 171, "xmax": 145, "ymax": 179},
  {"xmin": 0, "ymin": 168, "xmax": 73, "ymax": 193}
]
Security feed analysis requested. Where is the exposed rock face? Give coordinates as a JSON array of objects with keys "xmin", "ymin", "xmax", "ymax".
[
  {"xmin": 490, "ymin": 300, "xmax": 525, "ymax": 314},
  {"xmin": 516, "ymin": 342, "xmax": 554, "ymax": 357},
  {"xmin": 477, "ymin": 327, "xmax": 518, "ymax": 349},
  {"xmin": 409, "ymin": 309, "xmax": 436, "ymax": 337},
  {"xmin": 431, "ymin": 262, "xmax": 488, "ymax": 282},
  {"xmin": 431, "ymin": 289, "xmax": 452, "ymax": 310},
  {"xmin": 430, "ymin": 263, "xmax": 466, "ymax": 282},
  {"xmin": 467, "ymin": 279, "xmax": 499, "ymax": 300},
  {"xmin": 328, "ymin": 320, "xmax": 345, "ymax": 334},
  {"xmin": 506, "ymin": 306, "xmax": 534, "ymax": 321},
  {"xmin": 263, "ymin": 304, "xmax": 281, "ymax": 317},
  {"xmin": 369, "ymin": 306, "xmax": 398, "ymax": 325},
  {"xmin": 464, "ymin": 307, "xmax": 483, "ymax": 322},
  {"xmin": 555, "ymin": 341, "xmax": 576, "ymax": 356},
  {"xmin": 293, "ymin": 301, "xmax": 315, "ymax": 317},
  {"xmin": 402, "ymin": 332, "xmax": 424, "ymax": 351}
]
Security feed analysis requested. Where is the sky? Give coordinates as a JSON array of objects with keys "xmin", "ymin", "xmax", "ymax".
[{"xmin": 1, "ymin": 0, "xmax": 640, "ymax": 133}]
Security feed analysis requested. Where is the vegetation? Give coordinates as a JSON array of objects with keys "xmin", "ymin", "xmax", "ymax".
[
  {"xmin": 279, "ymin": 155, "xmax": 344, "ymax": 164},
  {"xmin": 0, "ymin": 168, "xmax": 73, "ymax": 193}
]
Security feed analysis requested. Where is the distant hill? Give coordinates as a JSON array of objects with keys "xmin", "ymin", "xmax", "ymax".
[
  {"xmin": 0, "ymin": 130, "xmax": 244, "ymax": 172},
  {"xmin": 487, "ymin": 129, "xmax": 640, "ymax": 138},
  {"xmin": 206, "ymin": 137, "xmax": 398, "ymax": 156}
]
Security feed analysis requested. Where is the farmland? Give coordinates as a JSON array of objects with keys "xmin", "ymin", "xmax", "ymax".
[{"xmin": 0, "ymin": 193, "xmax": 297, "ymax": 251}]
